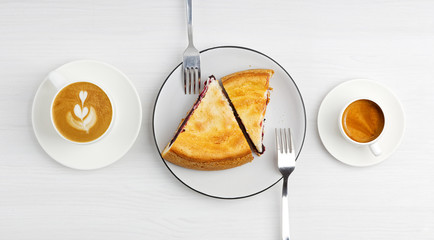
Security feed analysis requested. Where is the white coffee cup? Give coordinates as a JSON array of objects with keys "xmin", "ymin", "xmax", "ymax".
[
  {"xmin": 48, "ymin": 71, "xmax": 115, "ymax": 144},
  {"xmin": 338, "ymin": 98, "xmax": 385, "ymax": 156}
]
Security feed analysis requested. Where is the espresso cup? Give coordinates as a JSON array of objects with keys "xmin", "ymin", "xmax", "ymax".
[
  {"xmin": 48, "ymin": 71, "xmax": 115, "ymax": 144},
  {"xmin": 338, "ymin": 98, "xmax": 385, "ymax": 156}
]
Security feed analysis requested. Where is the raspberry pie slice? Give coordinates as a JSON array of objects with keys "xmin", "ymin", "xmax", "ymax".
[
  {"xmin": 222, "ymin": 69, "xmax": 274, "ymax": 155},
  {"xmin": 162, "ymin": 77, "xmax": 253, "ymax": 170}
]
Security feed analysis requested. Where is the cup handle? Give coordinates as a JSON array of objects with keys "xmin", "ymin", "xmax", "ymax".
[
  {"xmin": 48, "ymin": 71, "xmax": 68, "ymax": 90},
  {"xmin": 369, "ymin": 142, "xmax": 382, "ymax": 156}
]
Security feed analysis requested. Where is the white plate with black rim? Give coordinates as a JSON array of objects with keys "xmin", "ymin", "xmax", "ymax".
[{"xmin": 153, "ymin": 46, "xmax": 306, "ymax": 199}]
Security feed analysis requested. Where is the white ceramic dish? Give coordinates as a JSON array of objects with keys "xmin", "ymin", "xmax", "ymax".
[
  {"xmin": 32, "ymin": 60, "xmax": 142, "ymax": 170},
  {"xmin": 153, "ymin": 46, "xmax": 306, "ymax": 199},
  {"xmin": 318, "ymin": 79, "xmax": 405, "ymax": 167}
]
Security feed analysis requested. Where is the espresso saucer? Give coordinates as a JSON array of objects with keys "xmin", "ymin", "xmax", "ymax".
[
  {"xmin": 32, "ymin": 60, "xmax": 142, "ymax": 170},
  {"xmin": 317, "ymin": 79, "xmax": 405, "ymax": 167}
]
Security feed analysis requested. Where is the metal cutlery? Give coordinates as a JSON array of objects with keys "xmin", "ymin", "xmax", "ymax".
[
  {"xmin": 183, "ymin": 0, "xmax": 201, "ymax": 94},
  {"xmin": 276, "ymin": 128, "xmax": 296, "ymax": 240}
]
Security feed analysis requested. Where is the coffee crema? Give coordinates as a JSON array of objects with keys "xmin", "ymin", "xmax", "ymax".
[
  {"xmin": 342, "ymin": 99, "xmax": 384, "ymax": 143},
  {"xmin": 52, "ymin": 82, "xmax": 113, "ymax": 143}
]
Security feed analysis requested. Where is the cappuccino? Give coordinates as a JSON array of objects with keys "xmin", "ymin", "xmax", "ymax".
[{"xmin": 51, "ymin": 82, "xmax": 113, "ymax": 143}]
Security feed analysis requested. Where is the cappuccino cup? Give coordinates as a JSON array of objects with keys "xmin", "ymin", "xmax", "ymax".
[
  {"xmin": 338, "ymin": 98, "xmax": 385, "ymax": 156},
  {"xmin": 48, "ymin": 71, "xmax": 115, "ymax": 144}
]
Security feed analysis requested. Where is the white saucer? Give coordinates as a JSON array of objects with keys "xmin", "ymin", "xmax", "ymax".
[
  {"xmin": 318, "ymin": 79, "xmax": 405, "ymax": 167},
  {"xmin": 32, "ymin": 60, "xmax": 142, "ymax": 170}
]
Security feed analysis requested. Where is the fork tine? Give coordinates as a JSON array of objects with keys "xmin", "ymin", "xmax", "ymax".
[
  {"xmin": 283, "ymin": 128, "xmax": 288, "ymax": 153},
  {"xmin": 278, "ymin": 128, "xmax": 284, "ymax": 153},
  {"xmin": 195, "ymin": 68, "xmax": 200, "ymax": 94},
  {"xmin": 186, "ymin": 68, "xmax": 189, "ymax": 94},
  {"xmin": 198, "ymin": 74, "xmax": 201, "ymax": 93},
  {"xmin": 184, "ymin": 69, "xmax": 187, "ymax": 94},
  {"xmin": 189, "ymin": 68, "xmax": 192, "ymax": 94},
  {"xmin": 193, "ymin": 68, "xmax": 197, "ymax": 94},
  {"xmin": 198, "ymin": 68, "xmax": 201, "ymax": 91},
  {"xmin": 288, "ymin": 128, "xmax": 294, "ymax": 154},
  {"xmin": 276, "ymin": 128, "xmax": 294, "ymax": 155}
]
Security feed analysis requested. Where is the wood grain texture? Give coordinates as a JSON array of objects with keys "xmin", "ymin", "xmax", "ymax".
[{"xmin": 1, "ymin": 0, "xmax": 433, "ymax": 239}]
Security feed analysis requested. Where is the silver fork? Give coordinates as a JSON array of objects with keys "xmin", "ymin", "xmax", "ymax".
[
  {"xmin": 183, "ymin": 0, "xmax": 201, "ymax": 94},
  {"xmin": 276, "ymin": 128, "xmax": 296, "ymax": 240}
]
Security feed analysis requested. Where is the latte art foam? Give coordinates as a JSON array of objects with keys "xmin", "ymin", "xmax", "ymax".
[
  {"xmin": 52, "ymin": 82, "xmax": 113, "ymax": 143},
  {"xmin": 66, "ymin": 90, "xmax": 97, "ymax": 133}
]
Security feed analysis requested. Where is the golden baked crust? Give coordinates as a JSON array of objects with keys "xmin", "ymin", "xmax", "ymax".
[
  {"xmin": 162, "ymin": 149, "xmax": 254, "ymax": 171},
  {"xmin": 162, "ymin": 79, "xmax": 253, "ymax": 171},
  {"xmin": 221, "ymin": 69, "xmax": 273, "ymax": 155}
]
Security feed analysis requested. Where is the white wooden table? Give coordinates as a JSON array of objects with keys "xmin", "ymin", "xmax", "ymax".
[{"xmin": 1, "ymin": 0, "xmax": 433, "ymax": 239}]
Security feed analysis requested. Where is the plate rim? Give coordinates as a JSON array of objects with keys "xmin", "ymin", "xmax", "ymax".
[{"xmin": 152, "ymin": 45, "xmax": 307, "ymax": 199}]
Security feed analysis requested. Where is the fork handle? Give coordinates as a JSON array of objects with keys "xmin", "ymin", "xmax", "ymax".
[
  {"xmin": 282, "ymin": 176, "xmax": 290, "ymax": 240},
  {"xmin": 186, "ymin": 0, "xmax": 194, "ymax": 45}
]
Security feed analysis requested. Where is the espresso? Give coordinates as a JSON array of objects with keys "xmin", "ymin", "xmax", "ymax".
[
  {"xmin": 52, "ymin": 82, "xmax": 113, "ymax": 143},
  {"xmin": 342, "ymin": 99, "xmax": 384, "ymax": 143}
]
